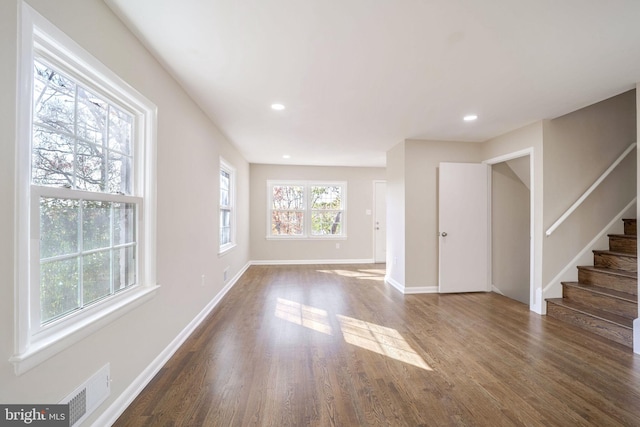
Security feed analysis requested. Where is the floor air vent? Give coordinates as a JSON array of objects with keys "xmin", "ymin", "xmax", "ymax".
[{"xmin": 60, "ymin": 364, "xmax": 110, "ymax": 426}]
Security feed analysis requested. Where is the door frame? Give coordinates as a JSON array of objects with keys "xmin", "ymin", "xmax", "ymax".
[{"xmin": 483, "ymin": 148, "xmax": 537, "ymax": 312}]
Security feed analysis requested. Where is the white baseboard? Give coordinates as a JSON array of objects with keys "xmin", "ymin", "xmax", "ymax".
[
  {"xmin": 385, "ymin": 275, "xmax": 404, "ymax": 293},
  {"xmin": 251, "ymin": 258, "xmax": 375, "ymax": 265},
  {"xmin": 92, "ymin": 261, "xmax": 251, "ymax": 427},
  {"xmin": 403, "ymin": 286, "xmax": 438, "ymax": 294},
  {"xmin": 385, "ymin": 276, "xmax": 438, "ymax": 294}
]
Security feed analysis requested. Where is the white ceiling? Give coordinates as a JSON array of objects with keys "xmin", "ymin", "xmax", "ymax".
[{"xmin": 105, "ymin": 0, "xmax": 640, "ymax": 167}]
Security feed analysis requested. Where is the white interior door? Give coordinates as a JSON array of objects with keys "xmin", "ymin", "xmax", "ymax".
[
  {"xmin": 439, "ymin": 162, "xmax": 490, "ymax": 293},
  {"xmin": 374, "ymin": 181, "xmax": 386, "ymax": 263}
]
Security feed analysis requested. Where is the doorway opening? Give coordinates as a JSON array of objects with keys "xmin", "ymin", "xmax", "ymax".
[{"xmin": 490, "ymin": 156, "xmax": 531, "ymax": 304}]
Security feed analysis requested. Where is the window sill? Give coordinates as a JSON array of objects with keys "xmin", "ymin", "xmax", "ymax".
[
  {"xmin": 266, "ymin": 236, "xmax": 348, "ymax": 240},
  {"xmin": 9, "ymin": 284, "xmax": 160, "ymax": 376},
  {"xmin": 219, "ymin": 242, "xmax": 237, "ymax": 256}
]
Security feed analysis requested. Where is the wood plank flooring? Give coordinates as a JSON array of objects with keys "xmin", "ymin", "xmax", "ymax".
[{"xmin": 114, "ymin": 264, "xmax": 640, "ymax": 426}]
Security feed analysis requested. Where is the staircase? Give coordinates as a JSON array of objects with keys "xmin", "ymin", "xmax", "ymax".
[{"xmin": 546, "ymin": 218, "xmax": 637, "ymax": 348}]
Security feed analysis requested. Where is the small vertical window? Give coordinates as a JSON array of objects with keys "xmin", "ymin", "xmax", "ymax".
[
  {"xmin": 310, "ymin": 185, "xmax": 344, "ymax": 236},
  {"xmin": 219, "ymin": 159, "xmax": 236, "ymax": 252},
  {"xmin": 271, "ymin": 184, "xmax": 305, "ymax": 236}
]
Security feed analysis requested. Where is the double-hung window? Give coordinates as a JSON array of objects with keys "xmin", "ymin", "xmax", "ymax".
[
  {"xmin": 268, "ymin": 181, "xmax": 346, "ymax": 238},
  {"xmin": 13, "ymin": 5, "xmax": 157, "ymax": 374},
  {"xmin": 219, "ymin": 159, "xmax": 236, "ymax": 252}
]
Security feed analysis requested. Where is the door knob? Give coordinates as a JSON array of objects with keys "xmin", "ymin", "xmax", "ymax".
[{"xmin": 441, "ymin": 232, "xmax": 447, "ymax": 237}]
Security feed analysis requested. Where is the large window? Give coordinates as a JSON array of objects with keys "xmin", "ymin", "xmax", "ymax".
[
  {"xmin": 219, "ymin": 159, "xmax": 236, "ymax": 252},
  {"xmin": 33, "ymin": 59, "xmax": 138, "ymax": 324},
  {"xmin": 12, "ymin": 5, "xmax": 157, "ymax": 374},
  {"xmin": 268, "ymin": 181, "xmax": 346, "ymax": 238}
]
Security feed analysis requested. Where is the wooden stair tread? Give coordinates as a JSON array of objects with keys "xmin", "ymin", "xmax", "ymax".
[
  {"xmin": 607, "ymin": 233, "xmax": 637, "ymax": 240},
  {"xmin": 593, "ymin": 249, "xmax": 637, "ymax": 258},
  {"xmin": 546, "ymin": 298, "xmax": 634, "ymax": 328},
  {"xmin": 561, "ymin": 281, "xmax": 638, "ymax": 303},
  {"xmin": 577, "ymin": 265, "xmax": 637, "ymax": 279}
]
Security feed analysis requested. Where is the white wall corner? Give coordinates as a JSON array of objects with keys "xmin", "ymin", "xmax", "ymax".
[
  {"xmin": 634, "ymin": 318, "xmax": 640, "ymax": 355},
  {"xmin": 532, "ymin": 287, "xmax": 544, "ymax": 315}
]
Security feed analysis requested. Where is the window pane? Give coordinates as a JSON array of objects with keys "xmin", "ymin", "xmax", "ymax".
[
  {"xmin": 272, "ymin": 211, "xmax": 304, "ymax": 235},
  {"xmin": 76, "ymin": 142, "xmax": 105, "ymax": 192},
  {"xmin": 311, "ymin": 186, "xmax": 342, "ymax": 209},
  {"xmin": 32, "ymin": 126, "xmax": 74, "ymax": 187},
  {"xmin": 113, "ymin": 203, "xmax": 136, "ymax": 245},
  {"xmin": 220, "ymin": 227, "xmax": 231, "ymax": 245},
  {"xmin": 108, "ymin": 151, "xmax": 132, "ymax": 194},
  {"xmin": 113, "ymin": 246, "xmax": 136, "ymax": 290},
  {"xmin": 83, "ymin": 251, "xmax": 111, "ymax": 305},
  {"xmin": 41, "ymin": 257, "xmax": 79, "ymax": 323},
  {"xmin": 220, "ymin": 209, "xmax": 230, "ymax": 227},
  {"xmin": 220, "ymin": 170, "xmax": 230, "ymax": 192},
  {"xmin": 312, "ymin": 211, "xmax": 343, "ymax": 235},
  {"xmin": 220, "ymin": 188, "xmax": 229, "ymax": 207},
  {"xmin": 108, "ymin": 106, "xmax": 132, "ymax": 155},
  {"xmin": 83, "ymin": 200, "xmax": 111, "ymax": 251},
  {"xmin": 33, "ymin": 61, "xmax": 75, "ymax": 135},
  {"xmin": 272, "ymin": 185, "xmax": 304, "ymax": 210},
  {"xmin": 40, "ymin": 197, "xmax": 79, "ymax": 259},
  {"xmin": 76, "ymin": 87, "xmax": 107, "ymax": 145}
]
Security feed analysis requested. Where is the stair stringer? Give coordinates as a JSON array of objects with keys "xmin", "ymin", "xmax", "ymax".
[{"xmin": 541, "ymin": 199, "xmax": 636, "ymax": 315}]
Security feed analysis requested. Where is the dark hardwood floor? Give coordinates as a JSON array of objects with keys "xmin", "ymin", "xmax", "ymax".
[{"xmin": 114, "ymin": 264, "xmax": 640, "ymax": 426}]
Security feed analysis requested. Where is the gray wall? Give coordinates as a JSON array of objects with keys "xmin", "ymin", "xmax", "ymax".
[
  {"xmin": 1, "ymin": 1, "xmax": 250, "ymax": 424},
  {"xmin": 542, "ymin": 90, "xmax": 636, "ymax": 286},
  {"xmin": 492, "ymin": 161, "xmax": 530, "ymax": 304},
  {"xmin": 386, "ymin": 142, "xmax": 406, "ymax": 285},
  {"xmin": 250, "ymin": 163, "xmax": 385, "ymax": 262}
]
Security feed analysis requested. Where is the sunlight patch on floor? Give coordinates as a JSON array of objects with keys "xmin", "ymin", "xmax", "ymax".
[
  {"xmin": 275, "ymin": 298, "xmax": 333, "ymax": 335},
  {"xmin": 337, "ymin": 315, "xmax": 432, "ymax": 371}
]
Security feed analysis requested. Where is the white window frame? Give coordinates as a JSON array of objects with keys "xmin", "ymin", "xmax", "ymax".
[
  {"xmin": 11, "ymin": 3, "xmax": 158, "ymax": 375},
  {"xmin": 267, "ymin": 180, "xmax": 347, "ymax": 239},
  {"xmin": 219, "ymin": 158, "xmax": 236, "ymax": 254}
]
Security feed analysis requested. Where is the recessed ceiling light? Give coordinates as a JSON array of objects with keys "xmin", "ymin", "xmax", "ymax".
[
  {"xmin": 282, "ymin": 154, "xmax": 291, "ymax": 159},
  {"xmin": 271, "ymin": 103, "xmax": 285, "ymax": 111},
  {"xmin": 463, "ymin": 114, "xmax": 478, "ymax": 121}
]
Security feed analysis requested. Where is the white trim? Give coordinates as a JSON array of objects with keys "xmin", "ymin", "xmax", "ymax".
[
  {"xmin": 385, "ymin": 275, "xmax": 404, "ymax": 293},
  {"xmin": 385, "ymin": 275, "xmax": 437, "ymax": 294},
  {"xmin": 251, "ymin": 259, "xmax": 374, "ymax": 266},
  {"xmin": 404, "ymin": 286, "xmax": 439, "ymax": 294},
  {"xmin": 92, "ymin": 261, "xmax": 250, "ymax": 427}
]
